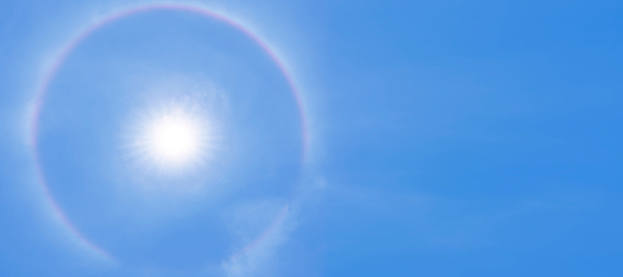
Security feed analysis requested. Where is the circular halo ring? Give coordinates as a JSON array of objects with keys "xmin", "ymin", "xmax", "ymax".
[{"xmin": 29, "ymin": 3, "xmax": 309, "ymax": 267}]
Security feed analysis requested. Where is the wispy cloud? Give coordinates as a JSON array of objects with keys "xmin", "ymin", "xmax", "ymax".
[{"xmin": 220, "ymin": 201, "xmax": 296, "ymax": 277}]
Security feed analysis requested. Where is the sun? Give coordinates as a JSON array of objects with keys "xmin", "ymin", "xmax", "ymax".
[
  {"xmin": 149, "ymin": 113, "xmax": 200, "ymax": 164},
  {"xmin": 132, "ymin": 105, "xmax": 211, "ymax": 172}
]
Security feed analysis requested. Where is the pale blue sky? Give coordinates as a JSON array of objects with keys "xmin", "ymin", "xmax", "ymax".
[{"xmin": 1, "ymin": 1, "xmax": 623, "ymax": 277}]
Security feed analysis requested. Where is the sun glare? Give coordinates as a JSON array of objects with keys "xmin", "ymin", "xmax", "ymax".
[
  {"xmin": 132, "ymin": 105, "xmax": 211, "ymax": 173},
  {"xmin": 149, "ymin": 114, "xmax": 199, "ymax": 163}
]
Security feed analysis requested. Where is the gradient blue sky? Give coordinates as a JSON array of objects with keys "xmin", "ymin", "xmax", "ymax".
[{"xmin": 1, "ymin": 0, "xmax": 623, "ymax": 277}]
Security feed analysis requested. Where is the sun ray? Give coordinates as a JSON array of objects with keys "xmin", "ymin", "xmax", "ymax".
[{"xmin": 127, "ymin": 101, "xmax": 215, "ymax": 176}]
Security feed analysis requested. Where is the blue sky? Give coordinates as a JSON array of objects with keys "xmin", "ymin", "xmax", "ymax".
[{"xmin": 1, "ymin": 0, "xmax": 623, "ymax": 276}]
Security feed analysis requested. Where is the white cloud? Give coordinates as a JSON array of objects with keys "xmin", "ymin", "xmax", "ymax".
[{"xmin": 220, "ymin": 200, "xmax": 296, "ymax": 277}]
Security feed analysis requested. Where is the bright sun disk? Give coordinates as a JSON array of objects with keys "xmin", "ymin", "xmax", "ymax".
[{"xmin": 147, "ymin": 112, "xmax": 202, "ymax": 167}]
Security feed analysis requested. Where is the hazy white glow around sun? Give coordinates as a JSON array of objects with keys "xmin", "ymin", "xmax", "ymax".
[
  {"xmin": 148, "ymin": 113, "xmax": 200, "ymax": 164},
  {"xmin": 129, "ymin": 103, "xmax": 214, "ymax": 174}
]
